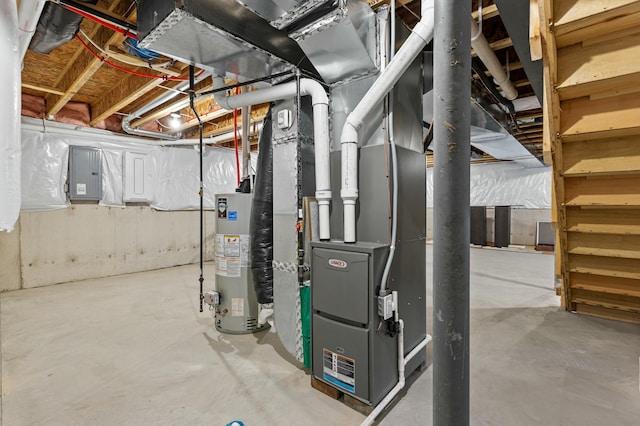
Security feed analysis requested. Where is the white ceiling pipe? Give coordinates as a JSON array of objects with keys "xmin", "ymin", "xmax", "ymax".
[
  {"xmin": 0, "ymin": 0, "xmax": 21, "ymax": 231},
  {"xmin": 213, "ymin": 76, "xmax": 332, "ymax": 241},
  {"xmin": 340, "ymin": 0, "xmax": 435, "ymax": 243},
  {"xmin": 17, "ymin": 0, "xmax": 46, "ymax": 60},
  {"xmin": 470, "ymin": 17, "xmax": 518, "ymax": 101},
  {"xmin": 121, "ymin": 114, "xmax": 182, "ymax": 140},
  {"xmin": 121, "ymin": 71, "xmax": 212, "ymax": 139},
  {"xmin": 241, "ymin": 101, "xmax": 251, "ymax": 179}
]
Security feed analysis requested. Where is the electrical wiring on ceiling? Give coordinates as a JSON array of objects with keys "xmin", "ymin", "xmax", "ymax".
[
  {"xmin": 78, "ymin": 30, "xmax": 171, "ymax": 70},
  {"xmin": 74, "ymin": 34, "xmax": 204, "ymax": 81}
]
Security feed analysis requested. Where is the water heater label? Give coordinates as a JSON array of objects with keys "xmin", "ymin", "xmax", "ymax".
[
  {"xmin": 231, "ymin": 298, "xmax": 244, "ymax": 317},
  {"xmin": 322, "ymin": 348, "xmax": 355, "ymax": 393},
  {"xmin": 215, "ymin": 234, "xmax": 249, "ymax": 277},
  {"xmin": 328, "ymin": 259, "xmax": 347, "ymax": 269}
]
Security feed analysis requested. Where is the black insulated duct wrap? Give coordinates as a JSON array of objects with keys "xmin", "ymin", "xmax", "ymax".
[
  {"xmin": 29, "ymin": 0, "xmax": 99, "ymax": 54},
  {"xmin": 250, "ymin": 108, "xmax": 274, "ymax": 304}
]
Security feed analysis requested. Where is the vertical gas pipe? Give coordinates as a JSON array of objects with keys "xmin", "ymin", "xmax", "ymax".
[
  {"xmin": 190, "ymin": 65, "xmax": 205, "ymax": 313},
  {"xmin": 433, "ymin": 0, "xmax": 471, "ymax": 425}
]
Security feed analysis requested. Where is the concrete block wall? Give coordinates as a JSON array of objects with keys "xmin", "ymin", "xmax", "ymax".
[
  {"xmin": 427, "ymin": 208, "xmax": 551, "ymax": 246},
  {"xmin": 0, "ymin": 205, "xmax": 216, "ymax": 291}
]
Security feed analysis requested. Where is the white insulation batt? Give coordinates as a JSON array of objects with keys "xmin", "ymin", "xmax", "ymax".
[
  {"xmin": 21, "ymin": 125, "xmax": 254, "ymax": 211},
  {"xmin": 0, "ymin": 0, "xmax": 21, "ymax": 232},
  {"xmin": 427, "ymin": 162, "xmax": 552, "ymax": 208}
]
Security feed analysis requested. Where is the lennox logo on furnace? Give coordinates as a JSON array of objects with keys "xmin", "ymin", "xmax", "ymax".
[{"xmin": 328, "ymin": 259, "xmax": 347, "ymax": 269}]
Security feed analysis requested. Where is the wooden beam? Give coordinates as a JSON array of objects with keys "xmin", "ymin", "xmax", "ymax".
[
  {"xmin": 21, "ymin": 83, "xmax": 65, "ymax": 96},
  {"xmin": 104, "ymin": 46, "xmax": 183, "ymax": 77},
  {"xmin": 472, "ymin": 38, "xmax": 513, "ymax": 57},
  {"xmin": 44, "ymin": 0, "xmax": 132, "ymax": 117},
  {"xmin": 530, "ymin": 0, "xmax": 543, "ymax": 60},
  {"xmin": 90, "ymin": 76, "xmax": 165, "ymax": 125},
  {"xmin": 472, "ymin": 4, "xmax": 500, "ymax": 20}
]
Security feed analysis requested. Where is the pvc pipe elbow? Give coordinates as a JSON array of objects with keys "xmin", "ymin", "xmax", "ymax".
[
  {"xmin": 340, "ymin": 122, "xmax": 359, "ymax": 145},
  {"xmin": 300, "ymin": 79, "xmax": 328, "ymax": 106}
]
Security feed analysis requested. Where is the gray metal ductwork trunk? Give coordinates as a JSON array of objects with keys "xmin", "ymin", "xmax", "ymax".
[{"xmin": 136, "ymin": 0, "xmax": 318, "ymax": 82}]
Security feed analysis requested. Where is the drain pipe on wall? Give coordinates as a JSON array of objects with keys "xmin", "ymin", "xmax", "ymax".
[
  {"xmin": 212, "ymin": 76, "xmax": 332, "ymax": 240},
  {"xmin": 470, "ymin": 17, "xmax": 517, "ymax": 100},
  {"xmin": 339, "ymin": 0, "xmax": 435, "ymax": 243},
  {"xmin": 0, "ymin": 0, "xmax": 22, "ymax": 232}
]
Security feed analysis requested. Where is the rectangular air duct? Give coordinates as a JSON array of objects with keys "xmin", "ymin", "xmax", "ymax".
[{"xmin": 137, "ymin": 0, "xmax": 317, "ymax": 82}]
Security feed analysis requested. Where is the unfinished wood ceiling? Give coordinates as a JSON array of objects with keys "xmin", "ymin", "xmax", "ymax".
[{"xmin": 20, "ymin": 0, "xmax": 541, "ymax": 153}]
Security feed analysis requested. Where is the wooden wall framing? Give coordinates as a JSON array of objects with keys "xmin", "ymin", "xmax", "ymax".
[{"xmin": 539, "ymin": 0, "xmax": 640, "ymax": 323}]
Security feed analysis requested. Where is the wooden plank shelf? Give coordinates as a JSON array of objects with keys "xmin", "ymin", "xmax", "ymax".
[
  {"xmin": 569, "ymin": 254, "xmax": 640, "ymax": 280},
  {"xmin": 566, "ymin": 208, "xmax": 640, "ymax": 235},
  {"xmin": 557, "ymin": 34, "xmax": 640, "ymax": 100},
  {"xmin": 567, "ymin": 233, "xmax": 640, "ymax": 260},
  {"xmin": 562, "ymin": 136, "xmax": 640, "ymax": 177},
  {"xmin": 554, "ymin": 0, "xmax": 640, "ymax": 47},
  {"xmin": 560, "ymin": 93, "xmax": 640, "ymax": 141}
]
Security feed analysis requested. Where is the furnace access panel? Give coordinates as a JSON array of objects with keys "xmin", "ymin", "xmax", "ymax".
[{"xmin": 311, "ymin": 241, "xmax": 397, "ymax": 406}]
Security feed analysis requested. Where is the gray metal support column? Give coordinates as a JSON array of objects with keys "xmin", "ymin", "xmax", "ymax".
[{"xmin": 433, "ymin": 1, "xmax": 471, "ymax": 425}]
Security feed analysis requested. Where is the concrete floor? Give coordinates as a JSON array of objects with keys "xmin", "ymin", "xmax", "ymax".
[{"xmin": 1, "ymin": 246, "xmax": 639, "ymax": 425}]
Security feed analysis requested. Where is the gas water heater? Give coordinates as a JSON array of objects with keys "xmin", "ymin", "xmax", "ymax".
[{"xmin": 213, "ymin": 193, "xmax": 263, "ymax": 334}]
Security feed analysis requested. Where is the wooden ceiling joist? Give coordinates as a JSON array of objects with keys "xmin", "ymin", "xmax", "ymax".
[
  {"xmin": 21, "ymin": 83, "xmax": 65, "ymax": 96},
  {"xmin": 44, "ymin": 0, "xmax": 131, "ymax": 117}
]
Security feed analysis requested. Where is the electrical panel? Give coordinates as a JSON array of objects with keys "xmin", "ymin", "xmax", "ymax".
[
  {"xmin": 123, "ymin": 152, "xmax": 153, "ymax": 202},
  {"xmin": 68, "ymin": 146, "xmax": 102, "ymax": 201}
]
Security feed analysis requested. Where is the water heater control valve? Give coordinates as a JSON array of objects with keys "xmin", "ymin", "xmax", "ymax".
[{"xmin": 203, "ymin": 290, "xmax": 220, "ymax": 307}]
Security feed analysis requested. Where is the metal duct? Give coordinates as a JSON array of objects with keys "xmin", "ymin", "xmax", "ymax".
[
  {"xmin": 423, "ymin": 52, "xmax": 543, "ymax": 167},
  {"xmin": 236, "ymin": 0, "xmax": 334, "ymax": 30},
  {"xmin": 137, "ymin": 0, "xmax": 318, "ymax": 82},
  {"xmin": 28, "ymin": 0, "xmax": 98, "ymax": 54},
  {"xmin": 290, "ymin": 0, "xmax": 378, "ymax": 84}
]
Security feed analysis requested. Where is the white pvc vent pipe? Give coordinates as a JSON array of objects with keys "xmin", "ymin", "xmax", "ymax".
[
  {"xmin": 339, "ymin": 0, "xmax": 435, "ymax": 243},
  {"xmin": 470, "ymin": 17, "xmax": 518, "ymax": 101},
  {"xmin": 0, "ymin": 0, "xmax": 22, "ymax": 232},
  {"xmin": 213, "ymin": 77, "xmax": 332, "ymax": 240}
]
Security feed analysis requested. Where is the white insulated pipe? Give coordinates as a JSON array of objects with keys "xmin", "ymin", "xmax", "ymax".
[
  {"xmin": 360, "ymin": 320, "xmax": 432, "ymax": 426},
  {"xmin": 17, "ymin": 0, "xmax": 46, "ymax": 60},
  {"xmin": 340, "ymin": 0, "xmax": 435, "ymax": 243},
  {"xmin": 241, "ymin": 102, "xmax": 251, "ymax": 179},
  {"xmin": 470, "ymin": 17, "xmax": 518, "ymax": 101},
  {"xmin": 0, "ymin": 0, "xmax": 22, "ymax": 232},
  {"xmin": 213, "ymin": 77, "xmax": 332, "ymax": 241}
]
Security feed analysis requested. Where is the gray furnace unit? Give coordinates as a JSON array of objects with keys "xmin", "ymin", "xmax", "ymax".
[
  {"xmin": 214, "ymin": 193, "xmax": 262, "ymax": 334},
  {"xmin": 312, "ymin": 241, "xmax": 403, "ymax": 405}
]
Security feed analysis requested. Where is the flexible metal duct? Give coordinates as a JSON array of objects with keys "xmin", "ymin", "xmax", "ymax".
[{"xmin": 29, "ymin": 0, "xmax": 98, "ymax": 54}]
